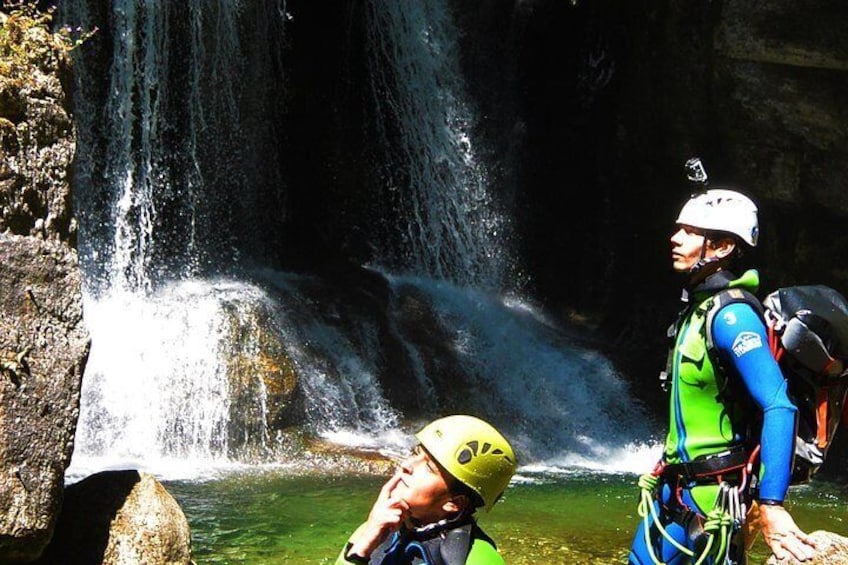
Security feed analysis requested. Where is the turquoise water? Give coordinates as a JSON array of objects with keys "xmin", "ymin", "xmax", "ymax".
[{"xmin": 165, "ymin": 470, "xmax": 848, "ymax": 564}]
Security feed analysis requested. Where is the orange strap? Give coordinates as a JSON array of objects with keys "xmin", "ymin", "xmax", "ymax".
[
  {"xmin": 767, "ymin": 320, "xmax": 785, "ymax": 362},
  {"xmin": 816, "ymin": 387, "xmax": 829, "ymax": 449}
]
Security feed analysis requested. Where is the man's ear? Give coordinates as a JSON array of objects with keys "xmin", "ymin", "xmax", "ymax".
[
  {"xmin": 442, "ymin": 495, "xmax": 468, "ymax": 514},
  {"xmin": 712, "ymin": 237, "xmax": 737, "ymax": 259}
]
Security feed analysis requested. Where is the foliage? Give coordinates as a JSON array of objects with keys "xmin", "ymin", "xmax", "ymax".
[{"xmin": 0, "ymin": 1, "xmax": 95, "ymax": 83}]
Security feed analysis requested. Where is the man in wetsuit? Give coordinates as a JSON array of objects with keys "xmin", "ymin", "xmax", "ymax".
[
  {"xmin": 628, "ymin": 187, "xmax": 819, "ymax": 564},
  {"xmin": 336, "ymin": 415, "xmax": 517, "ymax": 565}
]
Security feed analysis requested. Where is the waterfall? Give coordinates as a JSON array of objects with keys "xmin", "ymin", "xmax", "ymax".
[
  {"xmin": 61, "ymin": 0, "xmax": 294, "ymax": 474},
  {"xmin": 65, "ymin": 0, "xmax": 288, "ymax": 294},
  {"xmin": 73, "ymin": 283, "xmax": 239, "ymax": 465},
  {"xmin": 59, "ymin": 1, "xmax": 656, "ymax": 478},
  {"xmin": 363, "ymin": 0, "xmax": 511, "ymax": 290}
]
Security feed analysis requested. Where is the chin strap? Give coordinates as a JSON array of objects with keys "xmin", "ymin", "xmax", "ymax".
[
  {"xmin": 409, "ymin": 511, "xmax": 473, "ymax": 539},
  {"xmin": 687, "ymin": 239, "xmax": 725, "ymax": 283}
]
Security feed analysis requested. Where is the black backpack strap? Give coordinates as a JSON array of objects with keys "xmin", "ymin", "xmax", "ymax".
[
  {"xmin": 404, "ymin": 520, "xmax": 480, "ymax": 565},
  {"xmin": 436, "ymin": 523, "xmax": 474, "ymax": 565},
  {"xmin": 701, "ymin": 288, "xmax": 766, "ymax": 438},
  {"xmin": 703, "ymin": 288, "xmax": 764, "ymax": 356}
]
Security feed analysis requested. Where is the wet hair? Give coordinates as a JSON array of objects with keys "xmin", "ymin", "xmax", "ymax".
[
  {"xmin": 447, "ymin": 477, "xmax": 484, "ymax": 512},
  {"xmin": 705, "ymin": 230, "xmax": 748, "ymax": 266}
]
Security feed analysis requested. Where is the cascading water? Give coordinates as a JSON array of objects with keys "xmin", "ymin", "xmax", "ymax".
[
  {"xmin": 62, "ymin": 0, "xmax": 297, "ymax": 475},
  {"xmin": 61, "ymin": 0, "xmax": 657, "ymax": 479},
  {"xmin": 67, "ymin": 1, "xmax": 286, "ymax": 291},
  {"xmin": 362, "ymin": 0, "xmax": 510, "ymax": 290}
]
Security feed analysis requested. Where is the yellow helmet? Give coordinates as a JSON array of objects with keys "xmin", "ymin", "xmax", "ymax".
[{"xmin": 415, "ymin": 415, "xmax": 517, "ymax": 512}]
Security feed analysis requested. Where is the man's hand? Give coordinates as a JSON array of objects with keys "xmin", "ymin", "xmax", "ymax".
[
  {"xmin": 759, "ymin": 503, "xmax": 818, "ymax": 562},
  {"xmin": 346, "ymin": 472, "xmax": 410, "ymax": 559}
]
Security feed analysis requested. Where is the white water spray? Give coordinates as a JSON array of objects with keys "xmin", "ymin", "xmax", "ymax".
[{"xmin": 383, "ymin": 275, "xmax": 658, "ymax": 465}]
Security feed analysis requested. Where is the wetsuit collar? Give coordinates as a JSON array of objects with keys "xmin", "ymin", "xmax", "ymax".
[
  {"xmin": 407, "ymin": 512, "xmax": 474, "ymax": 541},
  {"xmin": 681, "ymin": 269, "xmax": 759, "ymax": 305}
]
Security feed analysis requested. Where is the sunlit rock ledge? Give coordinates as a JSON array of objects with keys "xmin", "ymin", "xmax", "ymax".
[{"xmin": 766, "ymin": 531, "xmax": 848, "ymax": 565}]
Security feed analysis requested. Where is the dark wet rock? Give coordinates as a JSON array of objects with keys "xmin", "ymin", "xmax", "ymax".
[
  {"xmin": 222, "ymin": 296, "xmax": 304, "ymax": 458},
  {"xmin": 0, "ymin": 234, "xmax": 89, "ymax": 563},
  {"xmin": 36, "ymin": 470, "xmax": 192, "ymax": 565}
]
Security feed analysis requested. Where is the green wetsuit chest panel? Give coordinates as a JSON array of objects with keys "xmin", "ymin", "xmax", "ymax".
[{"xmin": 664, "ymin": 296, "xmax": 744, "ymax": 463}]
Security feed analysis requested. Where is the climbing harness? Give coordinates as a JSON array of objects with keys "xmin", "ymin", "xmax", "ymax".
[{"xmin": 636, "ymin": 447, "xmax": 761, "ymax": 565}]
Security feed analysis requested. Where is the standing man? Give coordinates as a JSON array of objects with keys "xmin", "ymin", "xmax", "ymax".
[
  {"xmin": 628, "ymin": 175, "xmax": 819, "ymax": 564},
  {"xmin": 336, "ymin": 415, "xmax": 517, "ymax": 565}
]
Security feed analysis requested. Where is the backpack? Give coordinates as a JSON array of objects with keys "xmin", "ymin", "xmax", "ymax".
[
  {"xmin": 707, "ymin": 285, "xmax": 848, "ymax": 484},
  {"xmin": 763, "ymin": 285, "xmax": 848, "ymax": 483}
]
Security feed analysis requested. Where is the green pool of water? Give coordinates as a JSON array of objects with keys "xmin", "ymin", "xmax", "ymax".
[{"xmin": 166, "ymin": 470, "xmax": 848, "ymax": 564}]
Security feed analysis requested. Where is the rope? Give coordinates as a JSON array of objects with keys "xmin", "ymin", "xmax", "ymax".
[
  {"xmin": 637, "ymin": 475, "xmax": 745, "ymax": 565},
  {"xmin": 637, "ymin": 473, "xmax": 693, "ymax": 565}
]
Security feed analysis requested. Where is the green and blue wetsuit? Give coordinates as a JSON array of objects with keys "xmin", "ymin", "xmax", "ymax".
[
  {"xmin": 336, "ymin": 520, "xmax": 504, "ymax": 565},
  {"xmin": 629, "ymin": 270, "xmax": 797, "ymax": 564}
]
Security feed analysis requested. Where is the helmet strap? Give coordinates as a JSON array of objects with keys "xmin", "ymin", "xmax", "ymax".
[
  {"xmin": 409, "ymin": 511, "xmax": 474, "ymax": 538},
  {"xmin": 687, "ymin": 232, "xmax": 739, "ymax": 285},
  {"xmin": 687, "ymin": 238, "xmax": 721, "ymax": 285}
]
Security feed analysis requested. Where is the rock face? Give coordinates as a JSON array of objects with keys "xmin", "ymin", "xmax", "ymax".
[
  {"xmin": 0, "ymin": 8, "xmax": 90, "ymax": 563},
  {"xmin": 766, "ymin": 530, "xmax": 848, "ymax": 565},
  {"xmin": 711, "ymin": 1, "xmax": 848, "ymax": 288},
  {"xmin": 433, "ymin": 1, "xmax": 848, "ymax": 361},
  {"xmin": 223, "ymin": 296, "xmax": 303, "ymax": 458},
  {"xmin": 0, "ymin": 234, "xmax": 90, "ymax": 562},
  {"xmin": 35, "ymin": 470, "xmax": 193, "ymax": 565},
  {"xmin": 0, "ymin": 10, "xmax": 76, "ymax": 245}
]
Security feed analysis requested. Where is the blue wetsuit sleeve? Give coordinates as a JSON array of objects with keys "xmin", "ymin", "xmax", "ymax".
[{"xmin": 711, "ymin": 302, "xmax": 796, "ymax": 502}]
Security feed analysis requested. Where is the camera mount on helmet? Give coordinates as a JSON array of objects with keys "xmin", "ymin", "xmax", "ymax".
[{"xmin": 685, "ymin": 157, "xmax": 709, "ymax": 186}]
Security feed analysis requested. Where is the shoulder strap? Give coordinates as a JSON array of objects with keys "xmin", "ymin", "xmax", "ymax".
[
  {"xmin": 701, "ymin": 288, "xmax": 765, "ymax": 408},
  {"xmin": 437, "ymin": 523, "xmax": 474, "ymax": 565},
  {"xmin": 703, "ymin": 288, "xmax": 764, "ymax": 354},
  {"xmin": 400, "ymin": 523, "xmax": 475, "ymax": 565}
]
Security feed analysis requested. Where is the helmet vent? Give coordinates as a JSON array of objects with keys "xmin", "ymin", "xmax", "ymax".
[{"xmin": 457, "ymin": 441, "xmax": 505, "ymax": 466}]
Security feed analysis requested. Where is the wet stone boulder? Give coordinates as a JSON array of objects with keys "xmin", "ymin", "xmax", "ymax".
[
  {"xmin": 36, "ymin": 470, "xmax": 193, "ymax": 565},
  {"xmin": 222, "ymin": 296, "xmax": 303, "ymax": 459},
  {"xmin": 0, "ymin": 234, "xmax": 89, "ymax": 563}
]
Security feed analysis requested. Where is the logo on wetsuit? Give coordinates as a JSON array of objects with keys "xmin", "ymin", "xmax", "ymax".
[{"xmin": 731, "ymin": 331, "xmax": 763, "ymax": 357}]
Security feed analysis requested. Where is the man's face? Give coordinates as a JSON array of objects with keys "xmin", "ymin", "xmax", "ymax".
[
  {"xmin": 670, "ymin": 224, "xmax": 712, "ymax": 273},
  {"xmin": 392, "ymin": 445, "xmax": 457, "ymax": 524}
]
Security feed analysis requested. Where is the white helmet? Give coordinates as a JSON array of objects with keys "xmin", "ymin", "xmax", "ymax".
[{"xmin": 676, "ymin": 189, "xmax": 759, "ymax": 247}]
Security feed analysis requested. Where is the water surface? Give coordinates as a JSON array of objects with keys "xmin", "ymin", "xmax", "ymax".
[{"xmin": 166, "ymin": 470, "xmax": 848, "ymax": 564}]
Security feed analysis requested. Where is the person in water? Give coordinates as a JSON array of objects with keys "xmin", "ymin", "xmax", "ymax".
[
  {"xmin": 628, "ymin": 179, "xmax": 819, "ymax": 564},
  {"xmin": 335, "ymin": 414, "xmax": 517, "ymax": 565}
]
